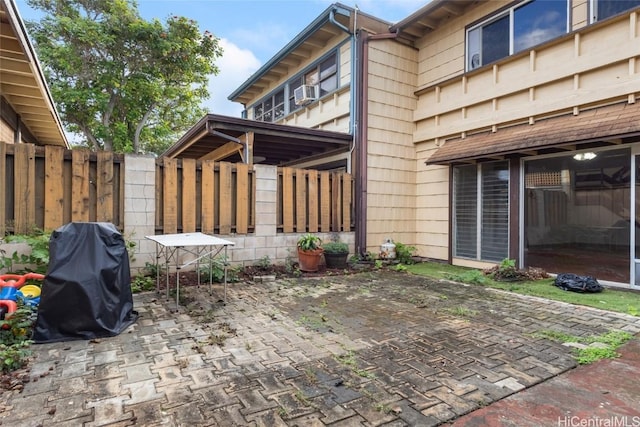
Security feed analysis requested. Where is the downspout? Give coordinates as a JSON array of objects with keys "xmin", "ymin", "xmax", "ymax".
[
  {"xmin": 355, "ymin": 29, "xmax": 401, "ymax": 256},
  {"xmin": 330, "ymin": 7, "xmax": 354, "ymax": 165}
]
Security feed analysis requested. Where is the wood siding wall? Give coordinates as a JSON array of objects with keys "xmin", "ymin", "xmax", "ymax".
[
  {"xmin": 365, "ymin": 39, "xmax": 419, "ymax": 253},
  {"xmin": 1, "ymin": 141, "xmax": 353, "ymax": 237},
  {"xmin": 413, "ymin": 6, "xmax": 640, "ymax": 263}
]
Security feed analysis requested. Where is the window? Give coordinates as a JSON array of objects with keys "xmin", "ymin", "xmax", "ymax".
[
  {"xmin": 592, "ymin": 0, "xmax": 640, "ymax": 22},
  {"xmin": 253, "ymin": 51, "xmax": 338, "ymax": 122},
  {"xmin": 253, "ymin": 89, "xmax": 285, "ymax": 122},
  {"xmin": 453, "ymin": 162, "xmax": 509, "ymax": 262},
  {"xmin": 467, "ymin": 0, "xmax": 568, "ymax": 70}
]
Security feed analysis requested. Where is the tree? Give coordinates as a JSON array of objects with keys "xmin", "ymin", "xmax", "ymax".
[{"xmin": 25, "ymin": 0, "xmax": 223, "ymax": 153}]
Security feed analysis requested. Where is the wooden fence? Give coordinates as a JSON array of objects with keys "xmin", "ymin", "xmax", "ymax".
[
  {"xmin": 0, "ymin": 142, "xmax": 124, "ymax": 236},
  {"xmin": 1, "ymin": 141, "xmax": 354, "ymax": 236}
]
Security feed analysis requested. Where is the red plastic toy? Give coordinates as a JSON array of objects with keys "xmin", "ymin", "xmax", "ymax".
[
  {"xmin": 0, "ymin": 273, "xmax": 45, "ymax": 288},
  {"xmin": 0, "ymin": 273, "xmax": 45, "ymax": 319}
]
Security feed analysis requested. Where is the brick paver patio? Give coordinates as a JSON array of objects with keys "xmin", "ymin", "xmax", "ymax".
[{"xmin": 1, "ymin": 271, "xmax": 639, "ymax": 426}]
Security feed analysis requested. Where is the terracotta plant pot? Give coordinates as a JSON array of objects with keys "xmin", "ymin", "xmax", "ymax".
[{"xmin": 298, "ymin": 248, "xmax": 323, "ymax": 272}]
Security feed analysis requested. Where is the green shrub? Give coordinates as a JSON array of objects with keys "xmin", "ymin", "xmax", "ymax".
[
  {"xmin": 1, "ymin": 230, "xmax": 51, "ymax": 274},
  {"xmin": 0, "ymin": 341, "xmax": 32, "ymax": 373},
  {"xmin": 394, "ymin": 242, "xmax": 416, "ymax": 264},
  {"xmin": 198, "ymin": 256, "xmax": 241, "ymax": 282},
  {"xmin": 322, "ymin": 241, "xmax": 349, "ymax": 254}
]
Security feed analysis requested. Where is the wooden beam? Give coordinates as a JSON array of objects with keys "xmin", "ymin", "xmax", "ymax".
[{"xmin": 198, "ymin": 141, "xmax": 243, "ymax": 162}]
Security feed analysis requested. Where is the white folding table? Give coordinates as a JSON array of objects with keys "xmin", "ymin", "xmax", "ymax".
[{"xmin": 145, "ymin": 232, "xmax": 235, "ymax": 309}]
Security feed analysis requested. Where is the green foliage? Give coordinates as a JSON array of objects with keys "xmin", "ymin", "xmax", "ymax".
[
  {"xmin": 0, "ymin": 304, "xmax": 37, "ymax": 373},
  {"xmin": 198, "ymin": 256, "xmax": 241, "ymax": 283},
  {"xmin": 297, "ymin": 234, "xmax": 322, "ymax": 251},
  {"xmin": 0, "ymin": 341, "xmax": 32, "ymax": 373},
  {"xmin": 131, "ymin": 275, "xmax": 155, "ymax": 293},
  {"xmin": 25, "ymin": 0, "xmax": 223, "ymax": 154},
  {"xmin": 254, "ymin": 255, "xmax": 272, "ymax": 270},
  {"xmin": 407, "ymin": 262, "xmax": 640, "ymax": 316},
  {"xmin": 532, "ymin": 329, "xmax": 632, "ymax": 364},
  {"xmin": 322, "ymin": 241, "xmax": 349, "ymax": 254},
  {"xmin": 1, "ymin": 230, "xmax": 51, "ymax": 274},
  {"xmin": 394, "ymin": 242, "xmax": 416, "ymax": 264},
  {"xmin": 0, "ymin": 305, "xmax": 38, "ymax": 346},
  {"xmin": 444, "ymin": 269, "xmax": 490, "ymax": 285}
]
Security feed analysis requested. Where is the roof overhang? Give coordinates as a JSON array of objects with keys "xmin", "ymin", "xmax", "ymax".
[
  {"xmin": 227, "ymin": 3, "xmax": 353, "ymax": 105},
  {"xmin": 0, "ymin": 0, "xmax": 68, "ymax": 147},
  {"xmin": 426, "ymin": 101, "xmax": 640, "ymax": 165},
  {"xmin": 389, "ymin": 0, "xmax": 479, "ymax": 45},
  {"xmin": 163, "ymin": 114, "xmax": 352, "ymax": 166},
  {"xmin": 228, "ymin": 3, "xmax": 390, "ymax": 106}
]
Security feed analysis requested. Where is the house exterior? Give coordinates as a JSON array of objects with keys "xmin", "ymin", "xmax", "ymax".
[
  {"xmin": 397, "ymin": 0, "xmax": 640, "ymax": 287},
  {"xmin": 226, "ymin": 0, "xmax": 640, "ymax": 287},
  {"xmin": 0, "ymin": 0, "xmax": 68, "ymax": 147}
]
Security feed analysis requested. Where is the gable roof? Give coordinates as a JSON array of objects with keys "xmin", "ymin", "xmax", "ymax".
[
  {"xmin": 0, "ymin": 0, "xmax": 68, "ymax": 147},
  {"xmin": 162, "ymin": 114, "xmax": 352, "ymax": 166}
]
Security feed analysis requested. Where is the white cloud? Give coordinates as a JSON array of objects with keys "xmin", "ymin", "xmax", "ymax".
[{"xmin": 203, "ymin": 38, "xmax": 262, "ymax": 117}]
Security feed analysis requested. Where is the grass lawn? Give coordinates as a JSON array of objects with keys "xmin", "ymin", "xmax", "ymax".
[{"xmin": 406, "ymin": 262, "xmax": 640, "ymax": 317}]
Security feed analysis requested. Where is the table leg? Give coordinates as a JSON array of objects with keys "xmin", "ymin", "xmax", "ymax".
[
  {"xmin": 224, "ymin": 245, "xmax": 228, "ymax": 305},
  {"xmin": 155, "ymin": 243, "xmax": 160, "ymax": 294},
  {"xmin": 176, "ymin": 248, "xmax": 180, "ymax": 309},
  {"xmin": 208, "ymin": 245, "xmax": 213, "ymax": 296}
]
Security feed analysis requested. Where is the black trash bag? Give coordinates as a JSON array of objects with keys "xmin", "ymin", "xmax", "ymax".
[
  {"xmin": 554, "ymin": 273, "xmax": 603, "ymax": 293},
  {"xmin": 33, "ymin": 222, "xmax": 138, "ymax": 343}
]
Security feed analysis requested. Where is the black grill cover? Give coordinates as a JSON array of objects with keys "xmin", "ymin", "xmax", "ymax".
[{"xmin": 33, "ymin": 222, "xmax": 138, "ymax": 343}]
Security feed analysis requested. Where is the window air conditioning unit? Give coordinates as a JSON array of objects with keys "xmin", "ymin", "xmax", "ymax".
[{"xmin": 294, "ymin": 85, "xmax": 317, "ymax": 105}]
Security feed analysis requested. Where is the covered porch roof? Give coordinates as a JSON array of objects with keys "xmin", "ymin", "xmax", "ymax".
[
  {"xmin": 426, "ymin": 101, "xmax": 640, "ymax": 165},
  {"xmin": 162, "ymin": 114, "xmax": 352, "ymax": 166}
]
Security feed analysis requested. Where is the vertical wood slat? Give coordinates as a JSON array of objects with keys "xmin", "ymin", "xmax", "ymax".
[
  {"xmin": 218, "ymin": 161, "xmax": 232, "ymax": 234},
  {"xmin": 342, "ymin": 173, "xmax": 352, "ymax": 232},
  {"xmin": 331, "ymin": 172, "xmax": 340, "ymax": 232},
  {"xmin": 96, "ymin": 151, "xmax": 114, "ymax": 222},
  {"xmin": 14, "ymin": 143, "xmax": 35, "ymax": 234},
  {"xmin": 320, "ymin": 172, "xmax": 331, "ymax": 232},
  {"xmin": 282, "ymin": 167, "xmax": 294, "ymax": 233},
  {"xmin": 307, "ymin": 169, "xmax": 318, "ymax": 233},
  {"xmin": 44, "ymin": 146, "xmax": 64, "ymax": 230},
  {"xmin": 295, "ymin": 169, "xmax": 307, "ymax": 233},
  {"xmin": 71, "ymin": 150, "xmax": 90, "ymax": 222},
  {"xmin": 236, "ymin": 163, "xmax": 249, "ymax": 234},
  {"xmin": 163, "ymin": 158, "xmax": 178, "ymax": 234},
  {"xmin": 181, "ymin": 158, "xmax": 197, "ymax": 232},
  {"xmin": 201, "ymin": 160, "xmax": 216, "ymax": 234},
  {"xmin": 0, "ymin": 142, "xmax": 6, "ymax": 236}
]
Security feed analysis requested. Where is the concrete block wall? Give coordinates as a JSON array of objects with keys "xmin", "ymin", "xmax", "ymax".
[{"xmin": 124, "ymin": 157, "xmax": 355, "ymax": 274}]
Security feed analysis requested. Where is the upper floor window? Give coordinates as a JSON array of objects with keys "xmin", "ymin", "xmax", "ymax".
[
  {"xmin": 592, "ymin": 0, "xmax": 640, "ymax": 22},
  {"xmin": 252, "ymin": 51, "xmax": 338, "ymax": 123},
  {"xmin": 467, "ymin": 0, "xmax": 568, "ymax": 71},
  {"xmin": 254, "ymin": 89, "xmax": 285, "ymax": 122}
]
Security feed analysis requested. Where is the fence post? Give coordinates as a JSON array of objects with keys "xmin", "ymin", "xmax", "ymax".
[{"xmin": 123, "ymin": 154, "xmax": 157, "ymax": 272}]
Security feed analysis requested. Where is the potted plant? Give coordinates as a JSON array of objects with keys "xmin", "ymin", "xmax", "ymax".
[
  {"xmin": 322, "ymin": 241, "xmax": 349, "ymax": 269},
  {"xmin": 297, "ymin": 233, "xmax": 323, "ymax": 272}
]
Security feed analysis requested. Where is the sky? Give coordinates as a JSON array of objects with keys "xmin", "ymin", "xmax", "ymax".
[{"xmin": 14, "ymin": 0, "xmax": 428, "ymax": 117}]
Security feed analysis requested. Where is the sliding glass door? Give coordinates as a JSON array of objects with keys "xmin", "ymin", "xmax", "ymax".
[{"xmin": 524, "ymin": 148, "xmax": 631, "ymax": 283}]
